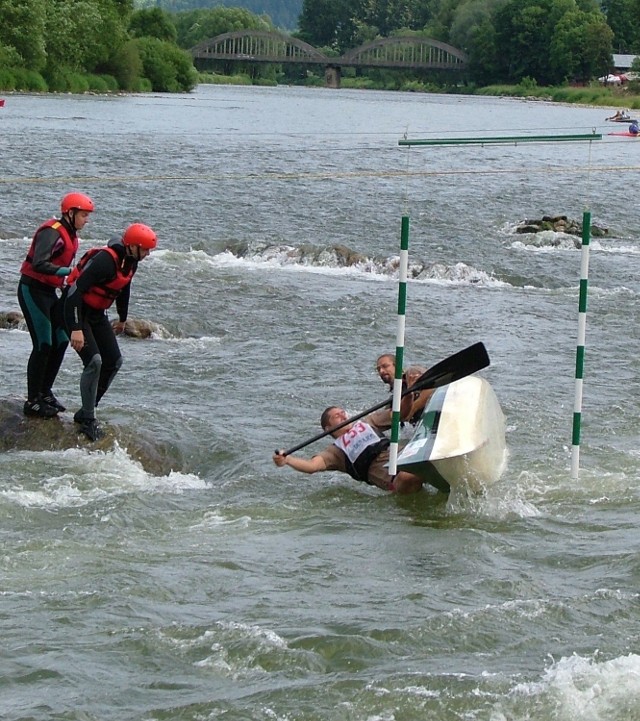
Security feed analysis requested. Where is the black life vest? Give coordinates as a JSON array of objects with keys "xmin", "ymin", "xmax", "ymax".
[{"xmin": 334, "ymin": 421, "xmax": 390, "ymax": 484}]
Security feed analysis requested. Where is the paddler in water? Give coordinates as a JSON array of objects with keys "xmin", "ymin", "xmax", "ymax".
[
  {"xmin": 606, "ymin": 109, "xmax": 629, "ymax": 121},
  {"xmin": 375, "ymin": 353, "xmax": 433, "ymax": 426},
  {"xmin": 629, "ymin": 119, "xmax": 639, "ymax": 136},
  {"xmin": 273, "ymin": 405, "xmax": 424, "ymax": 494},
  {"xmin": 61, "ymin": 223, "xmax": 157, "ymax": 441}
]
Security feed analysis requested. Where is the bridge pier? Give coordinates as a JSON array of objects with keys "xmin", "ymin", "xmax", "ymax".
[{"xmin": 325, "ymin": 65, "xmax": 341, "ymax": 89}]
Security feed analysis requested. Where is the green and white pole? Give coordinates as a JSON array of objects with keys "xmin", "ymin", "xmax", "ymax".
[
  {"xmin": 389, "ymin": 215, "xmax": 410, "ymax": 475},
  {"xmin": 571, "ymin": 210, "xmax": 592, "ymax": 479},
  {"xmin": 397, "ymin": 133, "xmax": 603, "ymax": 481}
]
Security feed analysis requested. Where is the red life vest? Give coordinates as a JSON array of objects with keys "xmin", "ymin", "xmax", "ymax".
[
  {"xmin": 67, "ymin": 246, "xmax": 134, "ymax": 310},
  {"xmin": 20, "ymin": 219, "xmax": 78, "ymax": 288}
]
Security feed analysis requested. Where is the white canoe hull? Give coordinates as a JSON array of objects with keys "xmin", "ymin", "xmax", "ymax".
[{"xmin": 396, "ymin": 376, "xmax": 506, "ymax": 493}]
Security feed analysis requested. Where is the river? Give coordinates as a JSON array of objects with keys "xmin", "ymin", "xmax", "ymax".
[{"xmin": 1, "ymin": 85, "xmax": 639, "ymax": 721}]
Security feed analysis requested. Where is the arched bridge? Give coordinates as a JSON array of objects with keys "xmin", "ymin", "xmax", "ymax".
[{"xmin": 190, "ymin": 31, "xmax": 468, "ymax": 87}]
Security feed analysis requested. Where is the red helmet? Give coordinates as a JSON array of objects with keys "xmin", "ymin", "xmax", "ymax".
[
  {"xmin": 61, "ymin": 192, "xmax": 94, "ymax": 214},
  {"xmin": 122, "ymin": 223, "xmax": 157, "ymax": 250}
]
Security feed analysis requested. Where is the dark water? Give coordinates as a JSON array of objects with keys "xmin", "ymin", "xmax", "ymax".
[{"xmin": 1, "ymin": 86, "xmax": 639, "ymax": 721}]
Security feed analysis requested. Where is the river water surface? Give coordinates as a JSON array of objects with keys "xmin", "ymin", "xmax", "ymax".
[{"xmin": 1, "ymin": 85, "xmax": 639, "ymax": 720}]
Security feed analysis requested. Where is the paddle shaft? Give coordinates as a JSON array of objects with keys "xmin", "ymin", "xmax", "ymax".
[
  {"xmin": 277, "ymin": 342, "xmax": 489, "ymax": 457},
  {"xmin": 279, "ymin": 393, "xmax": 402, "ymax": 457}
]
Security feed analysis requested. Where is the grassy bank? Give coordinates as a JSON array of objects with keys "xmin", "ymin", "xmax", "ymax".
[
  {"xmin": 475, "ymin": 80, "xmax": 640, "ymax": 110},
  {"xmin": 5, "ymin": 69, "xmax": 636, "ymax": 110},
  {"xmin": 195, "ymin": 71, "xmax": 640, "ymax": 110}
]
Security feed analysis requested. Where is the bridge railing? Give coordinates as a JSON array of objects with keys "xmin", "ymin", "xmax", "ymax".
[
  {"xmin": 191, "ymin": 31, "xmax": 467, "ymax": 70},
  {"xmin": 191, "ymin": 30, "xmax": 329, "ymax": 65},
  {"xmin": 339, "ymin": 37, "xmax": 467, "ymax": 69}
]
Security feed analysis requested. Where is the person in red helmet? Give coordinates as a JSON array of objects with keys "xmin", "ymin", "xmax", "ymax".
[
  {"xmin": 61, "ymin": 223, "xmax": 157, "ymax": 441},
  {"xmin": 17, "ymin": 192, "xmax": 94, "ymax": 418}
]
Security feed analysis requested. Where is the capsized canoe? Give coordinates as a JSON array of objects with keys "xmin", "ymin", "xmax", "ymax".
[{"xmin": 396, "ymin": 375, "xmax": 506, "ymax": 493}]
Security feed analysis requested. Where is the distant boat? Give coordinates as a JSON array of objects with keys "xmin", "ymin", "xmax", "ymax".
[
  {"xmin": 605, "ymin": 112, "xmax": 636, "ymax": 122},
  {"xmin": 0, "ymin": 99, "xmax": 5, "ymax": 108}
]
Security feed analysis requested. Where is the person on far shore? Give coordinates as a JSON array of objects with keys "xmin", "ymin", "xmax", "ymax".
[
  {"xmin": 17, "ymin": 192, "xmax": 94, "ymax": 417},
  {"xmin": 273, "ymin": 406, "xmax": 424, "ymax": 494},
  {"xmin": 61, "ymin": 223, "xmax": 157, "ymax": 441}
]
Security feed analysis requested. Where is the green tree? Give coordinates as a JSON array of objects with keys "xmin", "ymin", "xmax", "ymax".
[
  {"xmin": 630, "ymin": 55, "xmax": 640, "ymax": 91},
  {"xmin": 360, "ymin": 0, "xmax": 433, "ymax": 37},
  {"xmin": 134, "ymin": 35, "xmax": 198, "ymax": 89},
  {"xmin": 0, "ymin": 42, "xmax": 22, "ymax": 68},
  {"xmin": 449, "ymin": 0, "xmax": 500, "ymax": 52},
  {"xmin": 130, "ymin": 7, "xmax": 178, "ymax": 41},
  {"xmin": 465, "ymin": 16, "xmax": 500, "ymax": 84},
  {"xmin": 602, "ymin": 0, "xmax": 640, "ymax": 52},
  {"xmin": 492, "ymin": 0, "xmax": 575, "ymax": 84},
  {"xmin": 549, "ymin": 10, "xmax": 613, "ymax": 83},
  {"xmin": 487, "ymin": 0, "xmax": 614, "ymax": 85},
  {"xmin": 108, "ymin": 39, "xmax": 145, "ymax": 89},
  {"xmin": 173, "ymin": 6, "xmax": 272, "ymax": 49},
  {"xmin": 0, "ymin": 0, "xmax": 47, "ymax": 71},
  {"xmin": 297, "ymin": 0, "xmax": 365, "ymax": 51},
  {"xmin": 136, "ymin": 0, "xmax": 302, "ymax": 30},
  {"xmin": 422, "ymin": 0, "xmax": 463, "ymax": 43},
  {"xmin": 44, "ymin": 0, "xmax": 131, "ymax": 73}
]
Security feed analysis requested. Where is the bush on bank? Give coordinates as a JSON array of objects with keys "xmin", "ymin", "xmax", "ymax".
[
  {"xmin": 199, "ymin": 72, "xmax": 253, "ymax": 85},
  {"xmin": 0, "ymin": 35, "xmax": 196, "ymax": 94},
  {"xmin": 0, "ymin": 67, "xmax": 120, "ymax": 93},
  {"xmin": 134, "ymin": 37, "xmax": 198, "ymax": 92},
  {"xmin": 0, "ymin": 53, "xmax": 195, "ymax": 94}
]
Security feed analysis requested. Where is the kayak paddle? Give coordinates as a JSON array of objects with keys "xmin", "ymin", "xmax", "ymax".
[{"xmin": 277, "ymin": 341, "xmax": 490, "ymax": 456}]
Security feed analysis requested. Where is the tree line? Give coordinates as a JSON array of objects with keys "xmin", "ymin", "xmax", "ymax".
[
  {"xmin": 0, "ymin": 0, "xmax": 199, "ymax": 93},
  {"xmin": 135, "ymin": 0, "xmax": 303, "ymax": 31},
  {"xmin": 297, "ymin": 0, "xmax": 633, "ymax": 86},
  {"xmin": 2, "ymin": 0, "xmax": 638, "ymax": 93}
]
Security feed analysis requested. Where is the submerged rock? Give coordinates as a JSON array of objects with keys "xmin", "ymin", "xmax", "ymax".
[{"xmin": 0, "ymin": 397, "xmax": 183, "ymax": 476}]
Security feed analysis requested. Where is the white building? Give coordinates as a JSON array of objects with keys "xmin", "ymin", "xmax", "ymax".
[{"xmin": 613, "ymin": 54, "xmax": 637, "ymax": 71}]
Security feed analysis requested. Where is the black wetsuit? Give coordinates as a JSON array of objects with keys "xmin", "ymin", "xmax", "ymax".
[
  {"xmin": 62, "ymin": 239, "xmax": 138, "ymax": 420},
  {"xmin": 17, "ymin": 218, "xmax": 77, "ymax": 402}
]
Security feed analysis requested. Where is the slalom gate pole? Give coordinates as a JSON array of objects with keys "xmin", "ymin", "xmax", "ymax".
[
  {"xmin": 571, "ymin": 210, "xmax": 592, "ymax": 479},
  {"xmin": 398, "ymin": 133, "xmax": 602, "ymax": 147},
  {"xmin": 399, "ymin": 133, "xmax": 602, "ymax": 480},
  {"xmin": 389, "ymin": 216, "xmax": 410, "ymax": 475}
]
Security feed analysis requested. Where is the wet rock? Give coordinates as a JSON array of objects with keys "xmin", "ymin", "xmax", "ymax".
[
  {"xmin": 515, "ymin": 215, "xmax": 608, "ymax": 237},
  {"xmin": 0, "ymin": 311, "xmax": 25, "ymax": 330},
  {"xmin": 329, "ymin": 244, "xmax": 369, "ymax": 266},
  {"xmin": 0, "ymin": 397, "xmax": 183, "ymax": 477},
  {"xmin": 298, "ymin": 243, "xmax": 369, "ymax": 267},
  {"xmin": 112, "ymin": 317, "xmax": 169, "ymax": 339},
  {"xmin": 1, "ymin": 311, "xmax": 168, "ymax": 338}
]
